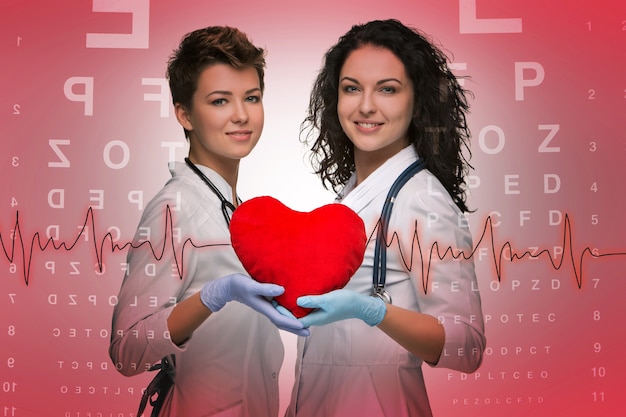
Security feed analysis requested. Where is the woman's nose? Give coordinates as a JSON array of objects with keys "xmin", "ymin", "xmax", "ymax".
[
  {"xmin": 358, "ymin": 92, "xmax": 377, "ymax": 115},
  {"xmin": 232, "ymin": 101, "xmax": 249, "ymax": 123}
]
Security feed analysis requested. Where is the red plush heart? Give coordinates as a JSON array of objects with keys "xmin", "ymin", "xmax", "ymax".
[{"xmin": 230, "ymin": 196, "xmax": 366, "ymax": 318}]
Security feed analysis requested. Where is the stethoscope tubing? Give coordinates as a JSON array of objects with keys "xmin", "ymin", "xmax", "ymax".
[
  {"xmin": 184, "ymin": 158, "xmax": 239, "ymax": 227},
  {"xmin": 372, "ymin": 158, "xmax": 426, "ymax": 303}
]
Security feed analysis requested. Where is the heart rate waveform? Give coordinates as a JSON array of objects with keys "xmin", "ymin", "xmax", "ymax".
[
  {"xmin": 1, "ymin": 207, "xmax": 625, "ymax": 288},
  {"xmin": 0, "ymin": 206, "xmax": 228, "ymax": 285},
  {"xmin": 375, "ymin": 213, "xmax": 626, "ymax": 293}
]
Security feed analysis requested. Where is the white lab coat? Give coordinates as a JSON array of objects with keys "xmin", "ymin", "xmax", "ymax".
[
  {"xmin": 110, "ymin": 162, "xmax": 283, "ymax": 417},
  {"xmin": 287, "ymin": 146, "xmax": 486, "ymax": 417}
]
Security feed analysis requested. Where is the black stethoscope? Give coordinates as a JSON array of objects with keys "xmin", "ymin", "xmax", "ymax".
[
  {"xmin": 371, "ymin": 158, "xmax": 426, "ymax": 304},
  {"xmin": 184, "ymin": 157, "xmax": 240, "ymax": 227}
]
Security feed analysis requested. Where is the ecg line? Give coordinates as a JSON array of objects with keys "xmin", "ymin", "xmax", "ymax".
[
  {"xmin": 0, "ymin": 206, "xmax": 226, "ymax": 285},
  {"xmin": 377, "ymin": 213, "xmax": 626, "ymax": 293},
  {"xmin": 1, "ymin": 207, "xmax": 625, "ymax": 288}
]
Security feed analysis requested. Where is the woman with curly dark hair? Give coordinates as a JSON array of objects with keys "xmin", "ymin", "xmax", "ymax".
[{"xmin": 287, "ymin": 19, "xmax": 486, "ymax": 416}]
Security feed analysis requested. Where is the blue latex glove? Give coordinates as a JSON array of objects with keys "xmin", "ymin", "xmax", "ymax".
[
  {"xmin": 271, "ymin": 299, "xmax": 297, "ymax": 319},
  {"xmin": 200, "ymin": 273, "xmax": 310, "ymax": 337},
  {"xmin": 297, "ymin": 289, "xmax": 387, "ymax": 327}
]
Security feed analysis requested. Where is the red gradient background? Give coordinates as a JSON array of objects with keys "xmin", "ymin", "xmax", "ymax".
[{"xmin": 1, "ymin": 1, "xmax": 625, "ymax": 416}]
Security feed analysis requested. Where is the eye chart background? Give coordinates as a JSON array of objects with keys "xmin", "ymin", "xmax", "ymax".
[{"xmin": 1, "ymin": 0, "xmax": 625, "ymax": 416}]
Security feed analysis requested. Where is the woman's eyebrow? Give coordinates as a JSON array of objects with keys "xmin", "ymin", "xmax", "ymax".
[
  {"xmin": 339, "ymin": 76, "xmax": 403, "ymax": 85},
  {"xmin": 206, "ymin": 87, "xmax": 261, "ymax": 98}
]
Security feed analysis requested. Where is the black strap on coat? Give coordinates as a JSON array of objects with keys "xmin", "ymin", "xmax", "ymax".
[{"xmin": 137, "ymin": 355, "xmax": 176, "ymax": 417}]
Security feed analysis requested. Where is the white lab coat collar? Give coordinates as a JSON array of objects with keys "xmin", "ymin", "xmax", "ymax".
[
  {"xmin": 169, "ymin": 160, "xmax": 236, "ymax": 206},
  {"xmin": 337, "ymin": 145, "xmax": 419, "ymax": 214}
]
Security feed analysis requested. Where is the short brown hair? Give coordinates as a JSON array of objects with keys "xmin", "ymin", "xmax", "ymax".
[{"xmin": 166, "ymin": 26, "xmax": 266, "ymax": 138}]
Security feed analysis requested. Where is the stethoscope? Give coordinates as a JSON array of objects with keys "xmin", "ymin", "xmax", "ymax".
[
  {"xmin": 371, "ymin": 158, "xmax": 426, "ymax": 304},
  {"xmin": 184, "ymin": 157, "xmax": 240, "ymax": 227}
]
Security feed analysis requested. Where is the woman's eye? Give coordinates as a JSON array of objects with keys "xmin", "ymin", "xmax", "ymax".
[
  {"xmin": 246, "ymin": 95, "xmax": 261, "ymax": 103},
  {"xmin": 212, "ymin": 98, "xmax": 227, "ymax": 106},
  {"xmin": 380, "ymin": 86, "xmax": 396, "ymax": 94},
  {"xmin": 342, "ymin": 85, "xmax": 359, "ymax": 93}
]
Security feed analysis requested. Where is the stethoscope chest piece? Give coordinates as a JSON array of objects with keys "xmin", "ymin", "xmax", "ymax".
[{"xmin": 372, "ymin": 287, "xmax": 393, "ymax": 304}]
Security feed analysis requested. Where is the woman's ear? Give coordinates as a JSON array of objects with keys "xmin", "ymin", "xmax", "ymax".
[{"xmin": 175, "ymin": 103, "xmax": 193, "ymax": 132}]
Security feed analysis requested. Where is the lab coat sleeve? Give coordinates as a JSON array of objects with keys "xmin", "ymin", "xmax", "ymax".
[
  {"xmin": 400, "ymin": 179, "xmax": 486, "ymax": 373},
  {"xmin": 109, "ymin": 191, "xmax": 196, "ymax": 376}
]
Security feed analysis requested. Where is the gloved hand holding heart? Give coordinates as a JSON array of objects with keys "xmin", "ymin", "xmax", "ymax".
[{"xmin": 229, "ymin": 196, "xmax": 366, "ymax": 318}]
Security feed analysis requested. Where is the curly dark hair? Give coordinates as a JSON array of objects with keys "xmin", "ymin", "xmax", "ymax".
[
  {"xmin": 303, "ymin": 19, "xmax": 473, "ymax": 212},
  {"xmin": 166, "ymin": 26, "xmax": 266, "ymax": 139}
]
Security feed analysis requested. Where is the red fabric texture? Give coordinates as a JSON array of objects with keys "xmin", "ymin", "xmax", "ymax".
[{"xmin": 230, "ymin": 196, "xmax": 366, "ymax": 318}]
